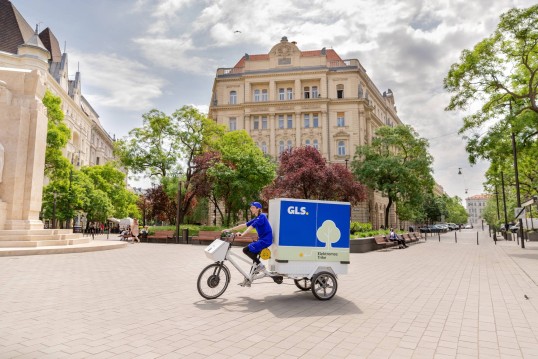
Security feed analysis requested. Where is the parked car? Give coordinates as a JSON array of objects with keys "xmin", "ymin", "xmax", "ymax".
[
  {"xmin": 464, "ymin": 224, "xmax": 473, "ymax": 229},
  {"xmin": 447, "ymin": 223, "xmax": 458, "ymax": 230},
  {"xmin": 509, "ymin": 224, "xmax": 519, "ymax": 233}
]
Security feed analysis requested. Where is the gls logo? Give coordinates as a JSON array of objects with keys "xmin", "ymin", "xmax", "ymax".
[{"xmin": 287, "ymin": 206, "xmax": 308, "ymax": 215}]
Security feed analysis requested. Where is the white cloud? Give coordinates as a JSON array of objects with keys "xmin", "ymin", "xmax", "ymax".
[{"xmin": 69, "ymin": 50, "xmax": 165, "ymax": 111}]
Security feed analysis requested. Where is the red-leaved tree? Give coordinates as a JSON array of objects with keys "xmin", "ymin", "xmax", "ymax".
[{"xmin": 262, "ymin": 146, "xmax": 366, "ymax": 204}]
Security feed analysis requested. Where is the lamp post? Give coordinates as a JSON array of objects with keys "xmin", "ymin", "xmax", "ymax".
[
  {"xmin": 501, "ymin": 171, "xmax": 509, "ymax": 239},
  {"xmin": 511, "ymin": 130, "xmax": 525, "ymax": 249},
  {"xmin": 345, "ymin": 158, "xmax": 349, "ymax": 169},
  {"xmin": 175, "ymin": 178, "xmax": 182, "ymax": 244},
  {"xmin": 52, "ymin": 192, "xmax": 57, "ymax": 229}
]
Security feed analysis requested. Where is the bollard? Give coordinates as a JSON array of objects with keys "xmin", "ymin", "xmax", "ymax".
[
  {"xmin": 493, "ymin": 231, "xmax": 497, "ymax": 245},
  {"xmin": 455, "ymin": 231, "xmax": 457, "ymax": 243},
  {"xmin": 477, "ymin": 232, "xmax": 479, "ymax": 245},
  {"xmin": 438, "ymin": 232, "xmax": 441, "ymax": 242}
]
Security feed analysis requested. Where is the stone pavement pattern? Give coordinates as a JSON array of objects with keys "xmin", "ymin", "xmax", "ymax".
[{"xmin": 1, "ymin": 231, "xmax": 538, "ymax": 358}]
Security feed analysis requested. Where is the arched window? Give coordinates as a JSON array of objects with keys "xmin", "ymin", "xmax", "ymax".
[
  {"xmin": 313, "ymin": 139, "xmax": 319, "ymax": 150},
  {"xmin": 305, "ymin": 139, "xmax": 311, "ymax": 146},
  {"xmin": 337, "ymin": 84, "xmax": 344, "ymax": 99},
  {"xmin": 338, "ymin": 140, "xmax": 346, "ymax": 156},
  {"xmin": 229, "ymin": 91, "xmax": 237, "ymax": 104},
  {"xmin": 279, "ymin": 141, "xmax": 285, "ymax": 154},
  {"xmin": 287, "ymin": 140, "xmax": 293, "ymax": 150},
  {"xmin": 261, "ymin": 142, "xmax": 267, "ymax": 154}
]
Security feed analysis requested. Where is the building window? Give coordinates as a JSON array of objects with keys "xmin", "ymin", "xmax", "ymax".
[
  {"xmin": 230, "ymin": 91, "xmax": 237, "ymax": 104},
  {"xmin": 279, "ymin": 88, "xmax": 285, "ymax": 100},
  {"xmin": 254, "ymin": 89, "xmax": 260, "ymax": 102},
  {"xmin": 305, "ymin": 139, "xmax": 311, "ymax": 146},
  {"xmin": 261, "ymin": 89, "xmax": 268, "ymax": 101},
  {"xmin": 287, "ymin": 88, "xmax": 293, "ymax": 100},
  {"xmin": 279, "ymin": 141, "xmax": 285, "ymax": 154},
  {"xmin": 253, "ymin": 116, "xmax": 259, "ymax": 130},
  {"xmin": 287, "ymin": 140, "xmax": 293, "ymax": 149},
  {"xmin": 313, "ymin": 114, "xmax": 319, "ymax": 128},
  {"xmin": 338, "ymin": 140, "xmax": 346, "ymax": 156},
  {"xmin": 261, "ymin": 142, "xmax": 267, "ymax": 154},
  {"xmin": 96, "ymin": 157, "xmax": 100, "ymax": 165},
  {"xmin": 337, "ymin": 84, "xmax": 344, "ymax": 99},
  {"xmin": 313, "ymin": 139, "xmax": 319, "ymax": 150},
  {"xmin": 229, "ymin": 117, "xmax": 236, "ymax": 130},
  {"xmin": 287, "ymin": 115, "xmax": 293, "ymax": 129},
  {"xmin": 262, "ymin": 116, "xmax": 268, "ymax": 129},
  {"xmin": 312, "ymin": 86, "xmax": 318, "ymax": 98},
  {"xmin": 337, "ymin": 112, "xmax": 345, "ymax": 127},
  {"xmin": 304, "ymin": 114, "xmax": 310, "ymax": 128},
  {"xmin": 304, "ymin": 86, "xmax": 310, "ymax": 99},
  {"xmin": 278, "ymin": 115, "xmax": 284, "ymax": 129}
]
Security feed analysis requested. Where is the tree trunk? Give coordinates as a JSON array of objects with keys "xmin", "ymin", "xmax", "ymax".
[{"xmin": 385, "ymin": 196, "xmax": 393, "ymax": 229}]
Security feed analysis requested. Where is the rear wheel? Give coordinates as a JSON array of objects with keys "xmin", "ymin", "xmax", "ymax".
[
  {"xmin": 311, "ymin": 271, "xmax": 337, "ymax": 300},
  {"xmin": 294, "ymin": 278, "xmax": 311, "ymax": 291},
  {"xmin": 197, "ymin": 263, "xmax": 230, "ymax": 299}
]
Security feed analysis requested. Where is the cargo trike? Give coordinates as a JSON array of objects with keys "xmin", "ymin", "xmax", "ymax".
[{"xmin": 197, "ymin": 198, "xmax": 350, "ymax": 301}]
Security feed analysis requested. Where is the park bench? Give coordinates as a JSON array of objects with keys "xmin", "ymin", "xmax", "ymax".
[
  {"xmin": 374, "ymin": 235, "xmax": 396, "ymax": 251},
  {"xmin": 148, "ymin": 230, "xmax": 175, "ymax": 243}
]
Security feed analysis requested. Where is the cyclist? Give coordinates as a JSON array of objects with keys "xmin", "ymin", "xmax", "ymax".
[{"xmin": 223, "ymin": 201, "xmax": 273, "ymax": 276}]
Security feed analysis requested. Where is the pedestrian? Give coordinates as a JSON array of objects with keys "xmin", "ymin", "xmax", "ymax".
[
  {"xmin": 389, "ymin": 228, "xmax": 407, "ymax": 249},
  {"xmin": 222, "ymin": 201, "xmax": 273, "ymax": 286},
  {"xmin": 131, "ymin": 219, "xmax": 140, "ymax": 243}
]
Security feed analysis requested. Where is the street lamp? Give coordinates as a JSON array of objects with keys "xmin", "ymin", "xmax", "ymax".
[
  {"xmin": 345, "ymin": 159, "xmax": 349, "ymax": 169},
  {"xmin": 175, "ymin": 175, "xmax": 183, "ymax": 244},
  {"xmin": 52, "ymin": 192, "xmax": 57, "ymax": 229}
]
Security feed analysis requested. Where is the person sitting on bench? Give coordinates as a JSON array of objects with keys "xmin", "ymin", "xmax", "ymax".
[{"xmin": 389, "ymin": 228, "xmax": 407, "ymax": 249}]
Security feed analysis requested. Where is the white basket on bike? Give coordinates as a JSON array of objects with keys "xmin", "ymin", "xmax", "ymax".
[{"xmin": 205, "ymin": 238, "xmax": 229, "ymax": 262}]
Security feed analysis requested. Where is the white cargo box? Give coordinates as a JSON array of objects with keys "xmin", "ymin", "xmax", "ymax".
[
  {"xmin": 204, "ymin": 239, "xmax": 229, "ymax": 262},
  {"xmin": 268, "ymin": 198, "xmax": 350, "ymax": 276}
]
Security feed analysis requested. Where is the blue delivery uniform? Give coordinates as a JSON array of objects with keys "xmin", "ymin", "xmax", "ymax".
[{"xmin": 246, "ymin": 213, "xmax": 273, "ymax": 253}]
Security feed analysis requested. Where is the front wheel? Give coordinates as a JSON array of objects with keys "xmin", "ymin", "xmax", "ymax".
[
  {"xmin": 311, "ymin": 271, "xmax": 337, "ymax": 300},
  {"xmin": 197, "ymin": 262, "xmax": 230, "ymax": 299},
  {"xmin": 294, "ymin": 278, "xmax": 311, "ymax": 291}
]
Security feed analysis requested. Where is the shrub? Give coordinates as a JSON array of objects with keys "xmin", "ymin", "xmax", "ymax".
[{"xmin": 350, "ymin": 222, "xmax": 372, "ymax": 234}]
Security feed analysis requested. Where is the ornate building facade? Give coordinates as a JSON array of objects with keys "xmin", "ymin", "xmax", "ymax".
[
  {"xmin": 0, "ymin": 0, "xmax": 115, "ymax": 173},
  {"xmin": 208, "ymin": 37, "xmax": 407, "ymax": 228}
]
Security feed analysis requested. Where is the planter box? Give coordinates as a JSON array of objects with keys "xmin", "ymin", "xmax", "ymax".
[
  {"xmin": 350, "ymin": 237, "xmax": 380, "ymax": 253},
  {"xmin": 528, "ymin": 231, "xmax": 538, "ymax": 241}
]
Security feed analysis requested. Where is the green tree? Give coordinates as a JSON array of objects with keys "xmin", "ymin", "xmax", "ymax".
[
  {"xmin": 81, "ymin": 164, "xmax": 140, "ymax": 219},
  {"xmin": 115, "ymin": 109, "xmax": 182, "ymax": 179},
  {"xmin": 444, "ymin": 195, "xmax": 468, "ymax": 224},
  {"xmin": 352, "ymin": 125, "xmax": 435, "ymax": 229},
  {"xmin": 444, "ymin": 5, "xmax": 538, "ymax": 133},
  {"xmin": 208, "ymin": 131, "xmax": 276, "ymax": 226},
  {"xmin": 42, "ymin": 90, "xmax": 71, "ymax": 179}
]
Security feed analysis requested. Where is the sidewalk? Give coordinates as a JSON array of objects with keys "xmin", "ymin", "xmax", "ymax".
[{"xmin": 0, "ymin": 230, "xmax": 537, "ymax": 358}]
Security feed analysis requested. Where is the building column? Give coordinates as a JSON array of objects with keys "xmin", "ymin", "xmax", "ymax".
[
  {"xmin": 269, "ymin": 115, "xmax": 276, "ymax": 157},
  {"xmin": 295, "ymin": 79, "xmax": 301, "ymax": 100},
  {"xmin": 321, "ymin": 111, "xmax": 329, "ymax": 159},
  {"xmin": 244, "ymin": 82, "xmax": 251, "ymax": 103},
  {"xmin": 243, "ymin": 115, "xmax": 249, "ymax": 132},
  {"xmin": 295, "ymin": 112, "xmax": 301, "ymax": 146},
  {"xmin": 269, "ymin": 81, "xmax": 276, "ymax": 102}
]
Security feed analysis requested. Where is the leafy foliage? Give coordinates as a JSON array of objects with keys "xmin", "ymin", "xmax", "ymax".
[
  {"xmin": 352, "ymin": 125, "xmax": 435, "ymax": 228},
  {"xmin": 262, "ymin": 146, "xmax": 366, "ymax": 204},
  {"xmin": 444, "ymin": 5, "xmax": 538, "ymax": 132},
  {"xmin": 42, "ymin": 90, "xmax": 71, "ymax": 179}
]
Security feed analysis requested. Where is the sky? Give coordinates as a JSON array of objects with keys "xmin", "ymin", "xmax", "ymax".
[{"xmin": 11, "ymin": 0, "xmax": 536, "ymax": 205}]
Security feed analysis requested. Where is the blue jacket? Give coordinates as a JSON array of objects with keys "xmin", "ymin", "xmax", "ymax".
[{"xmin": 246, "ymin": 213, "xmax": 273, "ymax": 253}]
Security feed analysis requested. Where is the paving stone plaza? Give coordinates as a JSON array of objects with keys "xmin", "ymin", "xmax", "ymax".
[{"xmin": 1, "ymin": 230, "xmax": 538, "ymax": 358}]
